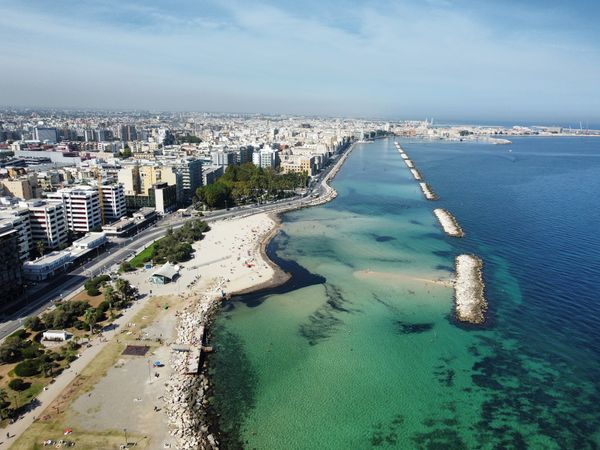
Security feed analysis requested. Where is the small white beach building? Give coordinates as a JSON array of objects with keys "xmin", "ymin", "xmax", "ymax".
[
  {"xmin": 42, "ymin": 330, "xmax": 68, "ymax": 341},
  {"xmin": 150, "ymin": 263, "xmax": 180, "ymax": 284}
]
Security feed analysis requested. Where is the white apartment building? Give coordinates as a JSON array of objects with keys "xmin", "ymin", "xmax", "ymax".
[
  {"xmin": 47, "ymin": 187, "xmax": 101, "ymax": 233},
  {"xmin": 100, "ymin": 183, "xmax": 126, "ymax": 223},
  {"xmin": 26, "ymin": 200, "xmax": 68, "ymax": 250},
  {"xmin": 0, "ymin": 207, "xmax": 33, "ymax": 261},
  {"xmin": 252, "ymin": 148, "xmax": 278, "ymax": 168}
]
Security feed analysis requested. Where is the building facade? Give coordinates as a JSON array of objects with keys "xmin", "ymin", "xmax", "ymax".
[
  {"xmin": 47, "ymin": 187, "xmax": 102, "ymax": 233},
  {"xmin": 0, "ymin": 207, "xmax": 32, "ymax": 261},
  {"xmin": 27, "ymin": 200, "xmax": 68, "ymax": 250},
  {"xmin": 0, "ymin": 225, "xmax": 23, "ymax": 308},
  {"xmin": 100, "ymin": 183, "xmax": 127, "ymax": 224},
  {"xmin": 178, "ymin": 159, "xmax": 203, "ymax": 203}
]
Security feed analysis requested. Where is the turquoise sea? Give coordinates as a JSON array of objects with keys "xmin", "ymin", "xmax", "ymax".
[{"xmin": 208, "ymin": 137, "xmax": 600, "ymax": 449}]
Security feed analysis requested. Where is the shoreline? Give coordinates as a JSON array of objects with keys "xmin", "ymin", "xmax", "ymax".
[
  {"xmin": 229, "ymin": 213, "xmax": 291, "ymax": 296},
  {"xmin": 168, "ymin": 141, "xmax": 358, "ymax": 447}
]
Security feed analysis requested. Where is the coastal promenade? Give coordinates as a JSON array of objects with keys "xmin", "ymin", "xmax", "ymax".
[{"xmin": 5, "ymin": 142, "xmax": 358, "ymax": 449}]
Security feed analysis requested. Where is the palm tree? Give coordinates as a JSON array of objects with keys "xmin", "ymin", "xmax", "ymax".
[
  {"xmin": 83, "ymin": 308, "xmax": 97, "ymax": 335},
  {"xmin": 35, "ymin": 240, "xmax": 46, "ymax": 258},
  {"xmin": 115, "ymin": 278, "xmax": 135, "ymax": 303},
  {"xmin": 104, "ymin": 285, "xmax": 116, "ymax": 317}
]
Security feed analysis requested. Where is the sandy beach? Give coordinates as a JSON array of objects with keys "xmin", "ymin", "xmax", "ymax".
[
  {"xmin": 7, "ymin": 141, "xmax": 357, "ymax": 449},
  {"xmin": 8, "ymin": 212, "xmax": 285, "ymax": 450}
]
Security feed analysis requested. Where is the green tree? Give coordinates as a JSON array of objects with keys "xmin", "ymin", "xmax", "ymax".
[
  {"xmin": 35, "ymin": 240, "xmax": 46, "ymax": 258},
  {"xmin": 197, "ymin": 182, "xmax": 231, "ymax": 208},
  {"xmin": 115, "ymin": 278, "xmax": 136, "ymax": 303},
  {"xmin": 83, "ymin": 308, "xmax": 97, "ymax": 334},
  {"xmin": 119, "ymin": 261, "xmax": 135, "ymax": 273},
  {"xmin": 0, "ymin": 388, "xmax": 9, "ymax": 419},
  {"xmin": 120, "ymin": 147, "xmax": 133, "ymax": 158},
  {"xmin": 24, "ymin": 316, "xmax": 44, "ymax": 332}
]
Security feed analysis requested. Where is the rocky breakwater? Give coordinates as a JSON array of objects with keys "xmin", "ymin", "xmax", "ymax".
[
  {"xmin": 419, "ymin": 182, "xmax": 438, "ymax": 200},
  {"xmin": 433, "ymin": 208, "xmax": 464, "ymax": 237},
  {"xmin": 165, "ymin": 294, "xmax": 220, "ymax": 450},
  {"xmin": 410, "ymin": 168, "xmax": 423, "ymax": 181},
  {"xmin": 454, "ymin": 255, "xmax": 487, "ymax": 324}
]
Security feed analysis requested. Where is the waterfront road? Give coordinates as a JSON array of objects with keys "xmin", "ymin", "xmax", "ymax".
[{"xmin": 0, "ymin": 146, "xmax": 349, "ymax": 342}]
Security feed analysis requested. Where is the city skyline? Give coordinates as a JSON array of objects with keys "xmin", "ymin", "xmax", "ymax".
[{"xmin": 1, "ymin": 0, "xmax": 599, "ymax": 123}]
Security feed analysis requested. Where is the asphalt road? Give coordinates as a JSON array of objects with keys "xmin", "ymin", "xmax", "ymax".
[{"xmin": 0, "ymin": 149, "xmax": 345, "ymax": 341}]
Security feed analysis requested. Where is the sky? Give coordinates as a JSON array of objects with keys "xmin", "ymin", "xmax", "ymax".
[{"xmin": 0, "ymin": 0, "xmax": 599, "ymax": 123}]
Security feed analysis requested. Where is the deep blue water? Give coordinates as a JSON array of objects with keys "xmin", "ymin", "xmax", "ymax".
[
  {"xmin": 209, "ymin": 136, "xmax": 600, "ymax": 449},
  {"xmin": 406, "ymin": 137, "xmax": 600, "ymax": 360}
]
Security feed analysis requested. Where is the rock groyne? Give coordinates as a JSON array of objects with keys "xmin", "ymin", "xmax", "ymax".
[
  {"xmin": 165, "ymin": 295, "xmax": 220, "ymax": 450},
  {"xmin": 419, "ymin": 182, "xmax": 438, "ymax": 200},
  {"xmin": 433, "ymin": 208, "xmax": 464, "ymax": 237},
  {"xmin": 410, "ymin": 168, "xmax": 422, "ymax": 181},
  {"xmin": 454, "ymin": 255, "xmax": 487, "ymax": 324}
]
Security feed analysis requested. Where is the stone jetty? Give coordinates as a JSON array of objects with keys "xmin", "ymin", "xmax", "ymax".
[
  {"xmin": 433, "ymin": 208, "xmax": 464, "ymax": 237},
  {"xmin": 419, "ymin": 182, "xmax": 438, "ymax": 200},
  {"xmin": 454, "ymin": 255, "xmax": 487, "ymax": 324},
  {"xmin": 165, "ymin": 293, "xmax": 220, "ymax": 450},
  {"xmin": 410, "ymin": 168, "xmax": 422, "ymax": 181}
]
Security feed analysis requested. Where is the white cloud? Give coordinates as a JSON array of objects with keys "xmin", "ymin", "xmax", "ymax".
[{"xmin": 0, "ymin": 0, "xmax": 598, "ymax": 121}]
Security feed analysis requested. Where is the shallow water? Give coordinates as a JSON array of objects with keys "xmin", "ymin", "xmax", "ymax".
[{"xmin": 208, "ymin": 137, "xmax": 600, "ymax": 449}]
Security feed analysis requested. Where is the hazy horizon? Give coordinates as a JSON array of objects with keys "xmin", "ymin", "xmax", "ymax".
[{"xmin": 1, "ymin": 0, "xmax": 599, "ymax": 123}]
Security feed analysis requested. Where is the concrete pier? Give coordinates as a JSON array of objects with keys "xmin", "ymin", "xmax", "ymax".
[
  {"xmin": 454, "ymin": 255, "xmax": 487, "ymax": 324},
  {"xmin": 404, "ymin": 159, "xmax": 414, "ymax": 169},
  {"xmin": 433, "ymin": 209, "xmax": 464, "ymax": 237}
]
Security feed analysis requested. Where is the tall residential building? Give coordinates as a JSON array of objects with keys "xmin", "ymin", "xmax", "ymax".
[
  {"xmin": 117, "ymin": 165, "xmax": 142, "ymax": 195},
  {"xmin": 47, "ymin": 187, "xmax": 102, "ymax": 233},
  {"xmin": 97, "ymin": 129, "xmax": 113, "ymax": 141},
  {"xmin": 27, "ymin": 200, "xmax": 68, "ymax": 250},
  {"xmin": 157, "ymin": 166, "xmax": 183, "ymax": 205},
  {"xmin": 202, "ymin": 166, "xmax": 224, "ymax": 186},
  {"xmin": 238, "ymin": 146, "xmax": 254, "ymax": 164},
  {"xmin": 0, "ymin": 224, "xmax": 23, "ymax": 308},
  {"xmin": 211, "ymin": 150, "xmax": 236, "ymax": 167},
  {"xmin": 0, "ymin": 207, "xmax": 32, "ymax": 261},
  {"xmin": 178, "ymin": 159, "xmax": 203, "ymax": 203},
  {"xmin": 253, "ymin": 148, "xmax": 278, "ymax": 168},
  {"xmin": 120, "ymin": 125, "xmax": 138, "ymax": 142},
  {"xmin": 100, "ymin": 183, "xmax": 127, "ymax": 223},
  {"xmin": 84, "ymin": 129, "xmax": 96, "ymax": 142},
  {"xmin": 33, "ymin": 127, "xmax": 58, "ymax": 143},
  {"xmin": 139, "ymin": 166, "xmax": 160, "ymax": 195}
]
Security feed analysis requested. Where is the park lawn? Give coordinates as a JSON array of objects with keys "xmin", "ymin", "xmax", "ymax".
[
  {"xmin": 10, "ymin": 296, "xmax": 176, "ymax": 450},
  {"xmin": 129, "ymin": 243, "xmax": 157, "ymax": 268}
]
